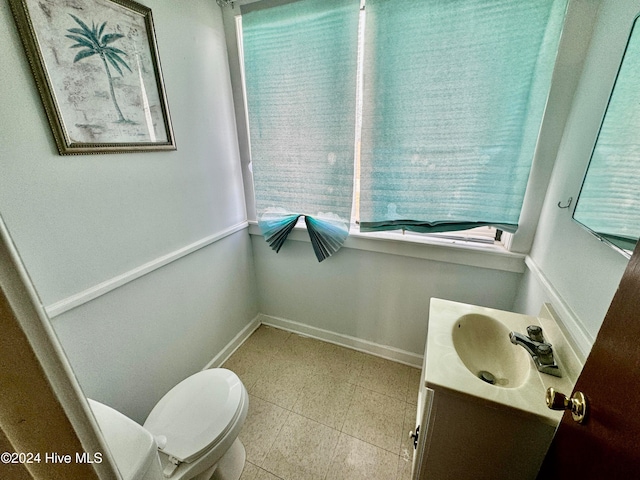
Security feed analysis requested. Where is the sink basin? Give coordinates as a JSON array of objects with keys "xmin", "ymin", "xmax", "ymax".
[{"xmin": 452, "ymin": 313, "xmax": 531, "ymax": 388}]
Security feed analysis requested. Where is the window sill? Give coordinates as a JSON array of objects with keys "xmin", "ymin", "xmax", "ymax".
[{"xmin": 247, "ymin": 222, "xmax": 525, "ymax": 273}]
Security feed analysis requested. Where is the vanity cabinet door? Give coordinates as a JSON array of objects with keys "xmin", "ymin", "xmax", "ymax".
[{"xmin": 412, "ymin": 386, "xmax": 434, "ymax": 480}]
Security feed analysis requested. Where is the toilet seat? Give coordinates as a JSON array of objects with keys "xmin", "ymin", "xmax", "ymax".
[{"xmin": 143, "ymin": 369, "xmax": 245, "ymax": 464}]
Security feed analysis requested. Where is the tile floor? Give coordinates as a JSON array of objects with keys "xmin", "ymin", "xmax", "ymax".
[{"xmin": 222, "ymin": 325, "xmax": 421, "ymax": 480}]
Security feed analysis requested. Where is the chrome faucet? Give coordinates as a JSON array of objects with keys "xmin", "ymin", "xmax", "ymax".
[{"xmin": 509, "ymin": 325, "xmax": 561, "ymax": 377}]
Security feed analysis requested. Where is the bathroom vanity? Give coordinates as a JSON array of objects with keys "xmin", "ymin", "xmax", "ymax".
[{"xmin": 411, "ymin": 299, "xmax": 582, "ymax": 480}]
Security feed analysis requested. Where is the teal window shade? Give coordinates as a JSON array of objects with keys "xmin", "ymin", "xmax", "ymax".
[
  {"xmin": 359, "ymin": 0, "xmax": 567, "ymax": 234},
  {"xmin": 242, "ymin": 0, "xmax": 359, "ymax": 261},
  {"xmin": 573, "ymin": 18, "xmax": 640, "ymax": 252}
]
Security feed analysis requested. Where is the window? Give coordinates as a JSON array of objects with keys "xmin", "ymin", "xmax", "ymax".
[{"xmin": 237, "ymin": 0, "xmax": 567, "ymax": 260}]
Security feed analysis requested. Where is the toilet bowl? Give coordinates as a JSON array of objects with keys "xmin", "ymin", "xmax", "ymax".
[{"xmin": 88, "ymin": 368, "xmax": 249, "ymax": 480}]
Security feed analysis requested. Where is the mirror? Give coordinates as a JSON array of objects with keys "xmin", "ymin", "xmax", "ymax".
[{"xmin": 573, "ymin": 16, "xmax": 640, "ymax": 257}]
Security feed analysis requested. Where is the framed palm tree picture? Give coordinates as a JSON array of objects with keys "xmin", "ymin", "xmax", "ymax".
[{"xmin": 9, "ymin": 0, "xmax": 175, "ymax": 154}]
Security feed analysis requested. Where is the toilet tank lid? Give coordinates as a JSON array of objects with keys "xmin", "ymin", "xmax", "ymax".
[
  {"xmin": 88, "ymin": 399, "xmax": 157, "ymax": 480},
  {"xmin": 142, "ymin": 368, "xmax": 245, "ymax": 463}
]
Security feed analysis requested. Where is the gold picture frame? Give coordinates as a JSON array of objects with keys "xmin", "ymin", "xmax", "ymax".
[{"xmin": 9, "ymin": 0, "xmax": 176, "ymax": 154}]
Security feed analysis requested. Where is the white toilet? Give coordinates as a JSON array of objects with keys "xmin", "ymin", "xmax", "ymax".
[{"xmin": 88, "ymin": 368, "xmax": 249, "ymax": 480}]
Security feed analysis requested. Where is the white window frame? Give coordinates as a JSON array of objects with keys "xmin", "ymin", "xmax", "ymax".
[{"xmin": 223, "ymin": 0, "xmax": 572, "ymax": 258}]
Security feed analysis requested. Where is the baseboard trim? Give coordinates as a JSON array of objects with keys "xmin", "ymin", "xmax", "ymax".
[
  {"xmin": 45, "ymin": 221, "xmax": 249, "ymax": 319},
  {"xmin": 259, "ymin": 313, "xmax": 423, "ymax": 368},
  {"xmin": 525, "ymin": 256, "xmax": 593, "ymax": 360},
  {"xmin": 202, "ymin": 314, "xmax": 262, "ymax": 370}
]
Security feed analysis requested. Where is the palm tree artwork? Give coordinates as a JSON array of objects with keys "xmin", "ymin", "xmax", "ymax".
[{"xmin": 65, "ymin": 14, "xmax": 134, "ymax": 124}]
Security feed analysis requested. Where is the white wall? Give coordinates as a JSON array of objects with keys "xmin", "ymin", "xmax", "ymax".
[
  {"xmin": 0, "ymin": 0, "xmax": 258, "ymax": 422},
  {"xmin": 52, "ymin": 231, "xmax": 257, "ymax": 423},
  {"xmin": 513, "ymin": 0, "xmax": 638, "ymax": 357},
  {"xmin": 252, "ymin": 235, "xmax": 522, "ymax": 359}
]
